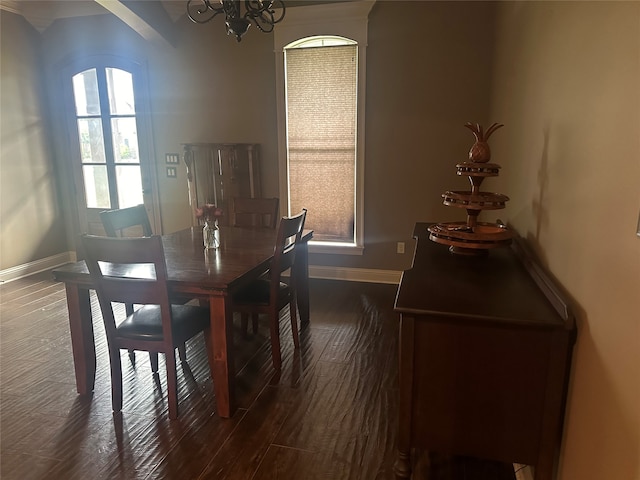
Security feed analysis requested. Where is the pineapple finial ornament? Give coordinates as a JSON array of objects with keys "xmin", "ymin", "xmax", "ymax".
[
  {"xmin": 464, "ymin": 122, "xmax": 503, "ymax": 163},
  {"xmin": 428, "ymin": 122, "xmax": 512, "ymax": 255}
]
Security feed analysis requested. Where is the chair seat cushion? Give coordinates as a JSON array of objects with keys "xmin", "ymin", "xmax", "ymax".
[
  {"xmin": 232, "ymin": 278, "xmax": 290, "ymax": 306},
  {"xmin": 116, "ymin": 304, "xmax": 209, "ymax": 342}
]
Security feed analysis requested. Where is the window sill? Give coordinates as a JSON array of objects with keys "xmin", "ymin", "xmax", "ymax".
[{"xmin": 308, "ymin": 242, "xmax": 364, "ymax": 256}]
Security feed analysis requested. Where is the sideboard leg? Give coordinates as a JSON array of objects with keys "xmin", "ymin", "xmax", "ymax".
[{"xmin": 394, "ymin": 449, "xmax": 412, "ymax": 479}]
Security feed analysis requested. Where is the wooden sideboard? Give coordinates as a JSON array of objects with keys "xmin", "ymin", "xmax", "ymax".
[
  {"xmin": 182, "ymin": 143, "xmax": 261, "ymax": 225},
  {"xmin": 394, "ymin": 223, "xmax": 576, "ymax": 480}
]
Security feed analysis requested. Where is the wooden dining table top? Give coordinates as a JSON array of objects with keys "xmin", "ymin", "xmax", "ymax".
[{"xmin": 54, "ymin": 225, "xmax": 313, "ymax": 294}]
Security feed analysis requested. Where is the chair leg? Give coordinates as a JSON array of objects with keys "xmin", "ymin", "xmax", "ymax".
[
  {"xmin": 251, "ymin": 313, "xmax": 259, "ymax": 334},
  {"xmin": 268, "ymin": 309, "xmax": 282, "ymax": 370},
  {"xmin": 178, "ymin": 343, "xmax": 187, "ymax": 363},
  {"xmin": 165, "ymin": 351, "xmax": 179, "ymax": 420},
  {"xmin": 289, "ymin": 299, "xmax": 300, "ymax": 349},
  {"xmin": 125, "ymin": 304, "xmax": 135, "ymax": 366},
  {"xmin": 149, "ymin": 352, "xmax": 159, "ymax": 374},
  {"xmin": 110, "ymin": 347, "xmax": 123, "ymax": 414}
]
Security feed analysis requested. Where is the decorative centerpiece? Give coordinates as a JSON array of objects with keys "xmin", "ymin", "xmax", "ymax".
[
  {"xmin": 196, "ymin": 203, "xmax": 224, "ymax": 249},
  {"xmin": 428, "ymin": 122, "xmax": 512, "ymax": 255}
]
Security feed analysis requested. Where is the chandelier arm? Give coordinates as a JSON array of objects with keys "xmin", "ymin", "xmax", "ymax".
[
  {"xmin": 187, "ymin": 0, "xmax": 225, "ymax": 24},
  {"xmin": 251, "ymin": 13, "xmax": 275, "ymax": 33},
  {"xmin": 244, "ymin": 0, "xmax": 285, "ymax": 23},
  {"xmin": 187, "ymin": 0, "xmax": 285, "ymax": 38},
  {"xmin": 244, "ymin": 0, "xmax": 266, "ymax": 14},
  {"xmin": 268, "ymin": 0, "xmax": 286, "ymax": 23}
]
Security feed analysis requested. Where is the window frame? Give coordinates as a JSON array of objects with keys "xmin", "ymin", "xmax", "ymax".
[{"xmin": 274, "ymin": 1, "xmax": 374, "ymax": 255}]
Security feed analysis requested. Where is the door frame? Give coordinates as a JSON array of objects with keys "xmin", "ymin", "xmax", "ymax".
[{"xmin": 58, "ymin": 54, "xmax": 161, "ymax": 242}]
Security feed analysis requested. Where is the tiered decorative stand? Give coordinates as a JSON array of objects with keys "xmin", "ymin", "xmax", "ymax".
[{"xmin": 428, "ymin": 123, "xmax": 513, "ymax": 255}]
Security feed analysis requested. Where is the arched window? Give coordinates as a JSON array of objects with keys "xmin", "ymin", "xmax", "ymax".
[
  {"xmin": 275, "ymin": 1, "xmax": 373, "ymax": 254},
  {"xmin": 284, "ymin": 35, "xmax": 357, "ymax": 244}
]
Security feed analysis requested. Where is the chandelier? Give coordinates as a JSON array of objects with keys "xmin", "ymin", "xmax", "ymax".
[{"xmin": 187, "ymin": 0, "xmax": 286, "ymax": 42}]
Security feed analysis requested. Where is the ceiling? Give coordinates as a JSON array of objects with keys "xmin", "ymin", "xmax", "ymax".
[
  {"xmin": 0, "ymin": 1, "xmax": 184, "ymax": 32},
  {"xmin": 0, "ymin": 0, "xmax": 351, "ymax": 33}
]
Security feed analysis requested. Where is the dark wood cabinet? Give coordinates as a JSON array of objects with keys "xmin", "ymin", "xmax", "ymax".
[
  {"xmin": 394, "ymin": 223, "xmax": 576, "ymax": 480},
  {"xmin": 182, "ymin": 143, "xmax": 261, "ymax": 225}
]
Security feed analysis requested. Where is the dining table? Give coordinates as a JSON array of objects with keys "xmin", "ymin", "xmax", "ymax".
[{"xmin": 52, "ymin": 225, "xmax": 313, "ymax": 418}]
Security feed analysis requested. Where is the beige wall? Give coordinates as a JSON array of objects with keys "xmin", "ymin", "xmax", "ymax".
[
  {"xmin": 31, "ymin": 1, "xmax": 497, "ymax": 273},
  {"xmin": 143, "ymin": 13, "xmax": 281, "ymax": 235},
  {"xmin": 2, "ymin": 3, "xmax": 638, "ymax": 477},
  {"xmin": 0, "ymin": 11, "xmax": 67, "ymax": 271},
  {"xmin": 491, "ymin": 2, "xmax": 640, "ymax": 478},
  {"xmin": 323, "ymin": 0, "xmax": 496, "ymax": 270}
]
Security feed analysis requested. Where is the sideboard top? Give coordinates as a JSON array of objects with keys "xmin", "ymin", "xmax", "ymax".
[{"xmin": 394, "ymin": 223, "xmax": 575, "ymax": 330}]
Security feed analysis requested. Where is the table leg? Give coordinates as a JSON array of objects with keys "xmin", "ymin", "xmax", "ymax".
[
  {"xmin": 205, "ymin": 294, "xmax": 236, "ymax": 418},
  {"xmin": 295, "ymin": 240, "xmax": 310, "ymax": 324},
  {"xmin": 65, "ymin": 284, "xmax": 95, "ymax": 394}
]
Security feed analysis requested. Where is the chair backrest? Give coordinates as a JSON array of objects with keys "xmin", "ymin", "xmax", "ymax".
[
  {"xmin": 81, "ymin": 234, "xmax": 172, "ymax": 341},
  {"xmin": 100, "ymin": 204, "xmax": 153, "ymax": 238},
  {"xmin": 269, "ymin": 209, "xmax": 307, "ymax": 290},
  {"xmin": 229, "ymin": 197, "xmax": 279, "ymax": 229}
]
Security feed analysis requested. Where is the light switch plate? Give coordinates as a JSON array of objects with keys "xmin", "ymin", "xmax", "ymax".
[
  {"xmin": 166, "ymin": 166, "xmax": 177, "ymax": 178},
  {"xmin": 165, "ymin": 153, "xmax": 179, "ymax": 164}
]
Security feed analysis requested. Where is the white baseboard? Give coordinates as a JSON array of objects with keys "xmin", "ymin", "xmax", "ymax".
[
  {"xmin": 0, "ymin": 251, "xmax": 76, "ymax": 284},
  {"xmin": 309, "ymin": 265, "xmax": 402, "ymax": 284}
]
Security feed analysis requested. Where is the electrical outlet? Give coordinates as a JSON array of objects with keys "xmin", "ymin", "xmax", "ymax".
[{"xmin": 397, "ymin": 242, "xmax": 405, "ymax": 254}]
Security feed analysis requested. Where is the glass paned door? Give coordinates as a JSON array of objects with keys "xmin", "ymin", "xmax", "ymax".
[
  {"xmin": 73, "ymin": 67, "xmax": 143, "ymax": 210},
  {"xmin": 70, "ymin": 63, "xmax": 152, "ymax": 235}
]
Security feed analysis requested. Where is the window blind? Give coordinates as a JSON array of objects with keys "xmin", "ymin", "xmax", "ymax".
[{"xmin": 285, "ymin": 45, "xmax": 357, "ymax": 243}]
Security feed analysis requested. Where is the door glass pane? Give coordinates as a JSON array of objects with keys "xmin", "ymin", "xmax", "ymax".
[
  {"xmin": 77, "ymin": 119, "xmax": 106, "ymax": 163},
  {"xmin": 111, "ymin": 118, "xmax": 139, "ymax": 164},
  {"xmin": 72, "ymin": 69, "xmax": 100, "ymax": 116},
  {"xmin": 83, "ymin": 165, "xmax": 110, "ymax": 208},
  {"xmin": 116, "ymin": 165, "xmax": 143, "ymax": 208},
  {"xmin": 106, "ymin": 68, "xmax": 135, "ymax": 115}
]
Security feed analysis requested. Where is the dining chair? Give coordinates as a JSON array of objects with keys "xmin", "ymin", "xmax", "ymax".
[
  {"xmin": 81, "ymin": 234, "xmax": 210, "ymax": 420},
  {"xmin": 228, "ymin": 197, "xmax": 280, "ymax": 333},
  {"xmin": 231, "ymin": 208, "xmax": 307, "ymax": 370},
  {"xmin": 99, "ymin": 204, "xmax": 188, "ymax": 365},
  {"xmin": 100, "ymin": 204, "xmax": 153, "ymax": 238},
  {"xmin": 229, "ymin": 197, "xmax": 279, "ymax": 229}
]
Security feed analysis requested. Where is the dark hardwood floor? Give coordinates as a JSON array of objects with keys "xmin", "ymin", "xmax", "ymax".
[{"xmin": 0, "ymin": 272, "xmax": 517, "ymax": 480}]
